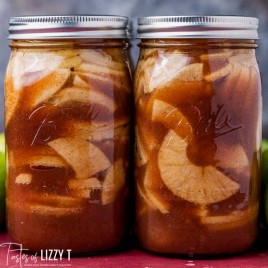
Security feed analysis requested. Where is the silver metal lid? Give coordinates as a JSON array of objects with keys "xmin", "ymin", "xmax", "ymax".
[
  {"xmin": 9, "ymin": 15, "xmax": 130, "ymax": 39},
  {"xmin": 137, "ymin": 16, "xmax": 259, "ymax": 39}
]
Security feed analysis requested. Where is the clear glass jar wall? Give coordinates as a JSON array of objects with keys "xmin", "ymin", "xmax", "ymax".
[
  {"xmin": 5, "ymin": 16, "xmax": 132, "ymax": 253},
  {"xmin": 134, "ymin": 16, "xmax": 262, "ymax": 256}
]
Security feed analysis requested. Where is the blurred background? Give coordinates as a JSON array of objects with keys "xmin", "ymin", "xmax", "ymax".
[{"xmin": 0, "ymin": 0, "xmax": 267, "ymax": 136}]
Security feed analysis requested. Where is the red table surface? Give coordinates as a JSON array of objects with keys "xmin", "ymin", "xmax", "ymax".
[{"xmin": 0, "ymin": 233, "xmax": 268, "ymax": 268}]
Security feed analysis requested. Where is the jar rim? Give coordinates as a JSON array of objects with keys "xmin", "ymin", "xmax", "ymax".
[
  {"xmin": 8, "ymin": 15, "xmax": 131, "ymax": 40},
  {"xmin": 137, "ymin": 16, "xmax": 259, "ymax": 40}
]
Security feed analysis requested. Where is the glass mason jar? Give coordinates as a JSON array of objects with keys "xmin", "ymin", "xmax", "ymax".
[
  {"xmin": 5, "ymin": 15, "xmax": 132, "ymax": 253},
  {"xmin": 135, "ymin": 16, "xmax": 262, "ymax": 256}
]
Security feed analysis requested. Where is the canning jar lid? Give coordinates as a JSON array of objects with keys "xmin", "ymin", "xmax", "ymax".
[
  {"xmin": 8, "ymin": 15, "xmax": 131, "ymax": 39},
  {"xmin": 137, "ymin": 16, "xmax": 259, "ymax": 39}
]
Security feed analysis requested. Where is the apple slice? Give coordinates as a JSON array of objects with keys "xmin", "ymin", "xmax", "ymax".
[
  {"xmin": 13, "ymin": 147, "xmax": 68, "ymax": 169},
  {"xmin": 11, "ymin": 51, "xmax": 64, "ymax": 91},
  {"xmin": 5, "ymin": 51, "xmax": 67, "ymax": 122},
  {"xmin": 152, "ymin": 99, "xmax": 192, "ymax": 139},
  {"xmin": 28, "ymin": 69, "xmax": 70, "ymax": 108},
  {"xmin": 8, "ymin": 202, "xmax": 82, "ymax": 216},
  {"xmin": 86, "ymin": 124, "xmax": 128, "ymax": 142},
  {"xmin": 77, "ymin": 57, "xmax": 131, "ymax": 92},
  {"xmin": 53, "ymin": 49, "xmax": 80, "ymax": 58},
  {"xmin": 68, "ymin": 177, "xmax": 102, "ymax": 198},
  {"xmin": 136, "ymin": 182, "xmax": 154, "ymax": 208},
  {"xmin": 28, "ymin": 205, "xmax": 82, "ymax": 216},
  {"xmin": 229, "ymin": 53, "xmax": 258, "ymax": 68},
  {"xmin": 205, "ymin": 63, "xmax": 232, "ymax": 82},
  {"xmin": 135, "ymin": 56, "xmax": 157, "ymax": 100},
  {"xmin": 219, "ymin": 62, "xmax": 242, "ymax": 102},
  {"xmin": 176, "ymin": 63, "xmax": 204, "ymax": 82},
  {"xmin": 136, "ymin": 181, "xmax": 168, "ymax": 217},
  {"xmin": 149, "ymin": 52, "xmax": 191, "ymax": 91},
  {"xmin": 73, "ymin": 75, "xmax": 89, "ymax": 88},
  {"xmin": 200, "ymin": 50, "xmax": 234, "ymax": 82},
  {"xmin": 78, "ymin": 62, "xmax": 125, "ymax": 77},
  {"xmin": 5, "ymin": 76, "xmax": 20, "ymax": 127},
  {"xmin": 158, "ymin": 130, "xmax": 240, "ymax": 205},
  {"xmin": 80, "ymin": 49, "xmax": 125, "ymax": 71},
  {"xmin": 34, "ymin": 194, "xmax": 82, "ymax": 207},
  {"xmin": 29, "ymin": 155, "xmax": 67, "ymax": 170},
  {"xmin": 102, "ymin": 159, "xmax": 125, "ymax": 205},
  {"xmin": 49, "ymin": 87, "xmax": 116, "ymax": 113},
  {"xmin": 68, "ymin": 118, "xmax": 129, "ymax": 142},
  {"xmin": 135, "ymin": 127, "xmax": 148, "ymax": 167},
  {"xmin": 199, "ymin": 204, "xmax": 259, "ymax": 231},
  {"xmin": 143, "ymin": 48, "xmax": 161, "ymax": 60},
  {"xmin": 8, "ymin": 193, "xmax": 83, "ymax": 216},
  {"xmin": 215, "ymin": 143, "xmax": 250, "ymax": 178},
  {"xmin": 15, "ymin": 173, "xmax": 32, "ymax": 185},
  {"xmin": 200, "ymin": 50, "xmax": 234, "ymax": 61},
  {"xmin": 6, "ymin": 69, "xmax": 70, "ymax": 120},
  {"xmin": 143, "ymin": 164, "xmax": 170, "ymax": 214},
  {"xmin": 48, "ymin": 137, "xmax": 110, "ymax": 179},
  {"xmin": 77, "ymin": 69, "xmax": 130, "ymax": 92},
  {"xmin": 215, "ymin": 144, "xmax": 249, "ymax": 170},
  {"xmin": 134, "ymin": 58, "xmax": 145, "ymax": 100},
  {"xmin": 60, "ymin": 55, "xmax": 82, "ymax": 69}
]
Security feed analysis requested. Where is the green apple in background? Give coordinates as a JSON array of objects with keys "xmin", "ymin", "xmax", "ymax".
[
  {"xmin": 262, "ymin": 139, "xmax": 268, "ymax": 227},
  {"xmin": 0, "ymin": 133, "xmax": 5, "ymax": 230},
  {"xmin": 262, "ymin": 139, "xmax": 268, "ymax": 183},
  {"xmin": 263, "ymin": 139, "xmax": 268, "ymax": 152}
]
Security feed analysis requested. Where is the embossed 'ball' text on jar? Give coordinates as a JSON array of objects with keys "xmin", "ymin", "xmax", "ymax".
[
  {"xmin": 5, "ymin": 15, "xmax": 132, "ymax": 253},
  {"xmin": 134, "ymin": 16, "xmax": 262, "ymax": 256}
]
